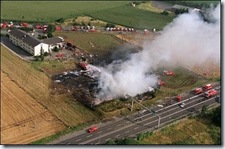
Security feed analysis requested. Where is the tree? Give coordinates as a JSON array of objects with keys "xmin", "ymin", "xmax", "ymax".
[
  {"xmin": 47, "ymin": 24, "xmax": 56, "ymax": 34},
  {"xmin": 211, "ymin": 107, "xmax": 221, "ymax": 127},
  {"xmin": 40, "ymin": 47, "xmax": 44, "ymax": 61},
  {"xmin": 53, "ymin": 47, "xmax": 59, "ymax": 52},
  {"xmin": 161, "ymin": 10, "xmax": 169, "ymax": 15},
  {"xmin": 55, "ymin": 18, "xmax": 64, "ymax": 23},
  {"xmin": 47, "ymin": 32, "xmax": 53, "ymax": 38},
  {"xmin": 105, "ymin": 23, "xmax": 115, "ymax": 28}
]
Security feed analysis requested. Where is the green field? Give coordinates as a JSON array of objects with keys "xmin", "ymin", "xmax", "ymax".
[
  {"xmin": 1, "ymin": 1, "xmax": 175, "ymax": 30},
  {"xmin": 53, "ymin": 32, "xmax": 124, "ymax": 59},
  {"xmin": 1, "ymin": 1, "xmax": 129, "ymax": 22},
  {"xmin": 88, "ymin": 5, "xmax": 175, "ymax": 30}
]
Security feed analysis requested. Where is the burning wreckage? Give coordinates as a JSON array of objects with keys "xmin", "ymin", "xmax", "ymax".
[{"xmin": 52, "ymin": 63, "xmax": 158, "ymax": 108}]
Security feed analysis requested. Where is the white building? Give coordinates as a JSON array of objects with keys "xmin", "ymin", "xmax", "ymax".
[
  {"xmin": 42, "ymin": 36, "xmax": 64, "ymax": 51},
  {"xmin": 9, "ymin": 29, "xmax": 49, "ymax": 56}
]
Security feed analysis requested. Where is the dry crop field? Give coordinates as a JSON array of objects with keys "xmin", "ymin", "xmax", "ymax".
[{"xmin": 1, "ymin": 71, "xmax": 65, "ymax": 144}]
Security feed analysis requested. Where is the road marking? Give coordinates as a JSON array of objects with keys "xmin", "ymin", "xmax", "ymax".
[
  {"xmin": 134, "ymin": 127, "xmax": 139, "ymax": 130},
  {"xmin": 96, "ymin": 131, "xmax": 102, "ymax": 134},
  {"xmin": 125, "ymin": 130, "xmax": 130, "ymax": 133},
  {"xmin": 117, "ymin": 124, "xmax": 122, "ymax": 126},
  {"xmin": 107, "ymin": 128, "xmax": 112, "ymax": 130},
  {"xmin": 133, "ymin": 91, "xmax": 220, "ymax": 122},
  {"xmin": 76, "ymin": 139, "xmax": 81, "ymax": 141},
  {"xmin": 79, "ymin": 94, "xmax": 219, "ymax": 144},
  {"xmin": 143, "ymin": 96, "xmax": 217, "ymax": 127},
  {"xmin": 87, "ymin": 135, "xmax": 92, "ymax": 138}
]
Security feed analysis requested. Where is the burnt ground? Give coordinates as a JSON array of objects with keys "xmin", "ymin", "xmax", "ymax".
[{"xmin": 50, "ymin": 44, "xmax": 155, "ymax": 108}]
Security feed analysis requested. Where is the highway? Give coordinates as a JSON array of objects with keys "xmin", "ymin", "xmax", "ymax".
[{"xmin": 52, "ymin": 84, "xmax": 220, "ymax": 145}]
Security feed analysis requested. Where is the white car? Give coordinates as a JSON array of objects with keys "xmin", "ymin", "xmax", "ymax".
[
  {"xmin": 180, "ymin": 103, "xmax": 185, "ymax": 108},
  {"xmin": 157, "ymin": 104, "xmax": 164, "ymax": 108}
]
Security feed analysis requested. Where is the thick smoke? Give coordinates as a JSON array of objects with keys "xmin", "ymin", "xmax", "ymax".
[{"xmin": 97, "ymin": 5, "xmax": 220, "ymax": 99}]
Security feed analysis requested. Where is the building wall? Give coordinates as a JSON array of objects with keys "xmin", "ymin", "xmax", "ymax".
[
  {"xmin": 9, "ymin": 33, "xmax": 50, "ymax": 56},
  {"xmin": 34, "ymin": 43, "xmax": 49, "ymax": 56},
  {"xmin": 9, "ymin": 34, "xmax": 35, "ymax": 55}
]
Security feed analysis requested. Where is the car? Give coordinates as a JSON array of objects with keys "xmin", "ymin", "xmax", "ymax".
[
  {"xmin": 88, "ymin": 126, "xmax": 97, "ymax": 133},
  {"xmin": 180, "ymin": 103, "xmax": 185, "ymax": 108},
  {"xmin": 157, "ymin": 104, "xmax": 164, "ymax": 108}
]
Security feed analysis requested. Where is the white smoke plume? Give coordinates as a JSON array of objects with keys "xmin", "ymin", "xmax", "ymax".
[{"xmin": 96, "ymin": 4, "xmax": 220, "ymax": 99}]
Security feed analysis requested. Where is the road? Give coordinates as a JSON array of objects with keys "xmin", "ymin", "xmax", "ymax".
[{"xmin": 51, "ymin": 83, "xmax": 220, "ymax": 145}]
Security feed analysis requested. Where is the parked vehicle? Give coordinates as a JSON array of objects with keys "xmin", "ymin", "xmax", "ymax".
[{"xmin": 163, "ymin": 70, "xmax": 174, "ymax": 76}]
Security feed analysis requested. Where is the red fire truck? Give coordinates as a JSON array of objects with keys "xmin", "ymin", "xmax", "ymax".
[{"xmin": 204, "ymin": 89, "xmax": 218, "ymax": 98}]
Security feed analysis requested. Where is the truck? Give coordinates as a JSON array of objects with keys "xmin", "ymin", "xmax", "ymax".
[
  {"xmin": 176, "ymin": 95, "xmax": 182, "ymax": 102},
  {"xmin": 79, "ymin": 62, "xmax": 89, "ymax": 70},
  {"xmin": 203, "ymin": 84, "xmax": 213, "ymax": 90},
  {"xmin": 204, "ymin": 89, "xmax": 218, "ymax": 98},
  {"xmin": 158, "ymin": 80, "xmax": 165, "ymax": 86},
  {"xmin": 194, "ymin": 88, "xmax": 203, "ymax": 94},
  {"xmin": 163, "ymin": 70, "xmax": 174, "ymax": 76}
]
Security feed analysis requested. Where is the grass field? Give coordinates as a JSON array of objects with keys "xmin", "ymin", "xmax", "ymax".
[
  {"xmin": 87, "ymin": 5, "xmax": 175, "ymax": 30},
  {"xmin": 1, "ymin": 45, "xmax": 99, "ymax": 127},
  {"xmin": 1, "ymin": 1, "xmax": 175, "ymax": 30},
  {"xmin": 1, "ymin": 1, "xmax": 129, "ymax": 22},
  {"xmin": 139, "ymin": 118, "xmax": 220, "ymax": 144},
  {"xmin": 1, "ymin": 71, "xmax": 65, "ymax": 144},
  {"xmin": 53, "ymin": 31, "xmax": 124, "ymax": 59}
]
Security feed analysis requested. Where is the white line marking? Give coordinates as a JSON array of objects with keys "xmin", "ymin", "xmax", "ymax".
[
  {"xmin": 134, "ymin": 127, "xmax": 139, "ymax": 130},
  {"xmin": 125, "ymin": 130, "xmax": 130, "ymax": 133},
  {"xmin": 87, "ymin": 135, "xmax": 92, "ymax": 138},
  {"xmin": 76, "ymin": 139, "xmax": 81, "ymax": 141}
]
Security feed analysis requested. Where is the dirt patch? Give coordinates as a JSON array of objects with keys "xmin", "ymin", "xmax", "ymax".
[{"xmin": 1, "ymin": 71, "xmax": 66, "ymax": 144}]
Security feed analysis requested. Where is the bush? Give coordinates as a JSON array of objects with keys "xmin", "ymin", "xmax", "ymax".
[
  {"xmin": 47, "ymin": 24, "xmax": 56, "ymax": 34},
  {"xmin": 44, "ymin": 52, "xmax": 49, "ymax": 56},
  {"xmin": 175, "ymin": 8, "xmax": 188, "ymax": 15},
  {"xmin": 55, "ymin": 18, "xmax": 64, "ymax": 23},
  {"xmin": 53, "ymin": 47, "xmax": 59, "ymax": 52},
  {"xmin": 161, "ymin": 11, "xmax": 169, "ymax": 15},
  {"xmin": 137, "ymin": 133, "xmax": 144, "ymax": 141},
  {"xmin": 105, "ymin": 23, "xmax": 115, "ymax": 28},
  {"xmin": 211, "ymin": 107, "xmax": 221, "ymax": 127},
  {"xmin": 47, "ymin": 32, "xmax": 53, "ymax": 38}
]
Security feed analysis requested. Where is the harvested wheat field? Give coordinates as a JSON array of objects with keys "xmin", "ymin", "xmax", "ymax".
[{"xmin": 1, "ymin": 71, "xmax": 66, "ymax": 144}]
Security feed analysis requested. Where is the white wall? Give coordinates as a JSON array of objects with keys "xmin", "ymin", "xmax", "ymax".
[{"xmin": 34, "ymin": 43, "xmax": 49, "ymax": 56}]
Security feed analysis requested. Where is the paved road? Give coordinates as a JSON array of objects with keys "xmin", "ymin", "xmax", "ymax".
[{"xmin": 51, "ymin": 83, "xmax": 220, "ymax": 145}]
